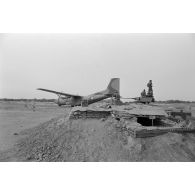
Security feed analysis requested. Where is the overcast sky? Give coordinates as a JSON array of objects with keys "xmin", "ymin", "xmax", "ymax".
[{"xmin": 0, "ymin": 33, "xmax": 195, "ymax": 101}]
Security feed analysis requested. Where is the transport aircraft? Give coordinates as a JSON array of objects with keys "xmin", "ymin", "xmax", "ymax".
[{"xmin": 37, "ymin": 78, "xmax": 120, "ymax": 107}]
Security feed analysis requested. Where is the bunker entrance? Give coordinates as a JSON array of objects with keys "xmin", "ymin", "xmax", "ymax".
[{"xmin": 137, "ymin": 117, "xmax": 162, "ymax": 126}]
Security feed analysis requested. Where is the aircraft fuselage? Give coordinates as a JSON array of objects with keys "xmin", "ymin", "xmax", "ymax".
[{"xmin": 55, "ymin": 90, "xmax": 112, "ymax": 107}]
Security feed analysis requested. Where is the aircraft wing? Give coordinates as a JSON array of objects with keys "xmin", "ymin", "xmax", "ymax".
[{"xmin": 37, "ymin": 88, "xmax": 82, "ymax": 98}]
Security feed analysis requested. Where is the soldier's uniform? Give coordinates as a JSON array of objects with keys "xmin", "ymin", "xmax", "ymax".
[
  {"xmin": 141, "ymin": 89, "xmax": 146, "ymax": 97},
  {"xmin": 147, "ymin": 80, "xmax": 153, "ymax": 97}
]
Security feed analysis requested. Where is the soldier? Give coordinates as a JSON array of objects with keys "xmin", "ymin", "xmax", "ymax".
[
  {"xmin": 141, "ymin": 89, "xmax": 146, "ymax": 97},
  {"xmin": 147, "ymin": 80, "xmax": 153, "ymax": 97}
]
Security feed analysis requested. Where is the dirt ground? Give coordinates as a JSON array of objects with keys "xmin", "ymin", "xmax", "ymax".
[
  {"xmin": 0, "ymin": 101, "xmax": 195, "ymax": 162},
  {"xmin": 0, "ymin": 101, "xmax": 68, "ymax": 151}
]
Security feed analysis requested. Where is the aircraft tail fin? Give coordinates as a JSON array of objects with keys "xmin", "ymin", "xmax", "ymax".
[{"xmin": 106, "ymin": 78, "xmax": 120, "ymax": 95}]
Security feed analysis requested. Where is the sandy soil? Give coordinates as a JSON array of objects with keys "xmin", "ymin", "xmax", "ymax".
[
  {"xmin": 0, "ymin": 101, "xmax": 195, "ymax": 162},
  {"xmin": 0, "ymin": 101, "xmax": 68, "ymax": 151}
]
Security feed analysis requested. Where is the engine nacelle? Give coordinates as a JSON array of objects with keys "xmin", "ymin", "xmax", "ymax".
[{"xmin": 54, "ymin": 97, "xmax": 71, "ymax": 106}]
